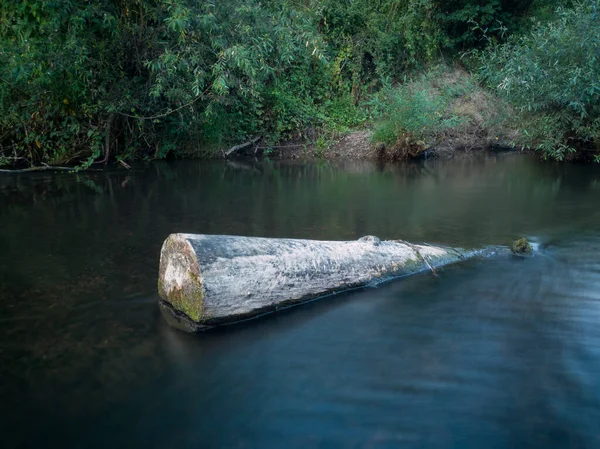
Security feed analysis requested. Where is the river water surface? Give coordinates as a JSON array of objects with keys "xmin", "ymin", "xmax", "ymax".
[{"xmin": 1, "ymin": 154, "xmax": 600, "ymax": 448}]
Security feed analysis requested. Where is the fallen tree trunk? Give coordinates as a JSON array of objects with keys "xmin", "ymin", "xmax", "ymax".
[{"xmin": 158, "ymin": 234, "xmax": 515, "ymax": 332}]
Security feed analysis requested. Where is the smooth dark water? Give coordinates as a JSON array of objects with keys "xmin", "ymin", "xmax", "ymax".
[{"xmin": 1, "ymin": 154, "xmax": 600, "ymax": 448}]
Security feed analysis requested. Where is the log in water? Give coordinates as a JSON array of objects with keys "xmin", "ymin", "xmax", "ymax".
[{"xmin": 157, "ymin": 234, "xmax": 514, "ymax": 332}]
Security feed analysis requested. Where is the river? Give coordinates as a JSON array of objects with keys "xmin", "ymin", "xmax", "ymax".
[{"xmin": 1, "ymin": 154, "xmax": 600, "ymax": 448}]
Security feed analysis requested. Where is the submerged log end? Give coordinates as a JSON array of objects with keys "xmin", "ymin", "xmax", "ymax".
[{"xmin": 158, "ymin": 234, "xmax": 206, "ymax": 324}]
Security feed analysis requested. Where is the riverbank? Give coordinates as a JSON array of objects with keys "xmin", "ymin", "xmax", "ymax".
[
  {"xmin": 214, "ymin": 65, "xmax": 520, "ymax": 161},
  {"xmin": 0, "ymin": 63, "xmax": 592, "ymax": 170},
  {"xmin": 3, "ymin": 2, "xmax": 598, "ymax": 170},
  {"xmin": 252, "ymin": 128, "xmax": 522, "ymax": 162},
  {"xmin": 226, "ymin": 67, "xmax": 521, "ymax": 162}
]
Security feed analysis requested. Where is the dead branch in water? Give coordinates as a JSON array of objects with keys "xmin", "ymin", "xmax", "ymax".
[
  {"xmin": 0, "ymin": 166, "xmax": 100, "ymax": 173},
  {"xmin": 224, "ymin": 136, "xmax": 262, "ymax": 158}
]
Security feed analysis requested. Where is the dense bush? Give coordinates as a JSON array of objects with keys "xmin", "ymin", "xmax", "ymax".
[
  {"xmin": 0, "ymin": 0, "xmax": 332, "ymax": 166},
  {"xmin": 0, "ymin": 0, "xmax": 581, "ymax": 167},
  {"xmin": 316, "ymin": 0, "xmax": 554, "ymax": 93},
  {"xmin": 319, "ymin": 0, "xmax": 441, "ymax": 83},
  {"xmin": 434, "ymin": 0, "xmax": 556, "ymax": 50},
  {"xmin": 477, "ymin": 0, "xmax": 600, "ymax": 160}
]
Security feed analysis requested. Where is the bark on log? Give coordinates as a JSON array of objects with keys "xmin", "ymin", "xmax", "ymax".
[{"xmin": 157, "ymin": 234, "xmax": 509, "ymax": 332}]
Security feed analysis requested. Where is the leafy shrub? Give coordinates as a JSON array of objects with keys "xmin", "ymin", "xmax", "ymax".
[
  {"xmin": 318, "ymin": 0, "xmax": 553, "ymax": 93},
  {"xmin": 372, "ymin": 84, "xmax": 446, "ymax": 147},
  {"xmin": 0, "ymin": 0, "xmax": 574, "ymax": 167},
  {"xmin": 323, "ymin": 95, "xmax": 367, "ymax": 131},
  {"xmin": 319, "ymin": 0, "xmax": 442, "ymax": 95},
  {"xmin": 433, "ymin": 0, "xmax": 565, "ymax": 50},
  {"xmin": 0, "ymin": 0, "xmax": 331, "ymax": 166},
  {"xmin": 477, "ymin": 0, "xmax": 600, "ymax": 160}
]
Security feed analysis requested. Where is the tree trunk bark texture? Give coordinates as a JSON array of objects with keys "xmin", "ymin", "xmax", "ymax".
[{"xmin": 158, "ymin": 233, "xmax": 507, "ymax": 332}]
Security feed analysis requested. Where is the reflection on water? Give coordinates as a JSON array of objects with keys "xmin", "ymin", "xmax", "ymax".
[{"xmin": 1, "ymin": 154, "xmax": 600, "ymax": 448}]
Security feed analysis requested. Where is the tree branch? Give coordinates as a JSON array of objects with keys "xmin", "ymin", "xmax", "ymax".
[{"xmin": 224, "ymin": 136, "xmax": 262, "ymax": 158}]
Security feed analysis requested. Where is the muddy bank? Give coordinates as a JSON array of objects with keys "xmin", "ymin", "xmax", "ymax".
[
  {"xmin": 224, "ymin": 129, "xmax": 519, "ymax": 162},
  {"xmin": 221, "ymin": 68, "xmax": 522, "ymax": 162}
]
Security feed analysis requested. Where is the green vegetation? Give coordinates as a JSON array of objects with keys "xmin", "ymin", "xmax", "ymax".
[
  {"xmin": 477, "ymin": 0, "xmax": 600, "ymax": 161},
  {"xmin": 370, "ymin": 66, "xmax": 511, "ymax": 158},
  {"xmin": 0, "ymin": 0, "xmax": 332, "ymax": 167},
  {"xmin": 0, "ymin": 0, "xmax": 596, "ymax": 167},
  {"xmin": 511, "ymin": 238, "xmax": 533, "ymax": 255}
]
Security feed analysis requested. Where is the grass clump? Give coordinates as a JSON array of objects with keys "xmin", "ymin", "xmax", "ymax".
[{"xmin": 370, "ymin": 66, "xmax": 512, "ymax": 159}]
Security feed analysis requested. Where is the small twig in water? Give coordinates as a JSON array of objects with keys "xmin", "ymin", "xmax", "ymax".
[{"xmin": 394, "ymin": 239, "xmax": 439, "ymax": 278}]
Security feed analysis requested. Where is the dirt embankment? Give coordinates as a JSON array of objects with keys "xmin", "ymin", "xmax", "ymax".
[
  {"xmin": 223, "ymin": 68, "xmax": 522, "ymax": 162},
  {"xmin": 256, "ymin": 127, "xmax": 516, "ymax": 162},
  {"xmin": 226, "ymin": 68, "xmax": 519, "ymax": 162}
]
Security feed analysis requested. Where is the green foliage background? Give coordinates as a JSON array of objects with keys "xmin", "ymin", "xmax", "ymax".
[
  {"xmin": 0, "ymin": 0, "xmax": 593, "ymax": 166},
  {"xmin": 477, "ymin": 0, "xmax": 600, "ymax": 160},
  {"xmin": 1, "ymin": 0, "xmax": 332, "ymax": 166}
]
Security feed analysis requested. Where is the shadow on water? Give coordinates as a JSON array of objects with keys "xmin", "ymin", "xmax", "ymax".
[{"xmin": 2, "ymin": 153, "xmax": 600, "ymax": 448}]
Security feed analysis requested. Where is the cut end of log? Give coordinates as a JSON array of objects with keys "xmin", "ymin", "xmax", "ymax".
[{"xmin": 158, "ymin": 234, "xmax": 205, "ymax": 322}]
